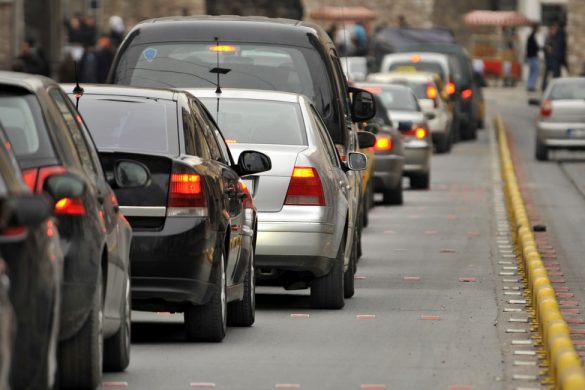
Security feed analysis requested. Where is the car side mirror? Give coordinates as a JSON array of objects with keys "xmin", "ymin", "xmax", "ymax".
[
  {"xmin": 345, "ymin": 152, "xmax": 367, "ymax": 171},
  {"xmin": 528, "ymin": 98, "xmax": 541, "ymax": 106},
  {"xmin": 237, "ymin": 150, "xmax": 272, "ymax": 176},
  {"xmin": 0, "ymin": 194, "xmax": 51, "ymax": 230},
  {"xmin": 357, "ymin": 130, "xmax": 376, "ymax": 148},
  {"xmin": 424, "ymin": 112, "xmax": 436, "ymax": 121},
  {"xmin": 115, "ymin": 160, "xmax": 151, "ymax": 188},
  {"xmin": 44, "ymin": 173, "xmax": 86, "ymax": 200},
  {"xmin": 349, "ymin": 87, "xmax": 376, "ymax": 122}
]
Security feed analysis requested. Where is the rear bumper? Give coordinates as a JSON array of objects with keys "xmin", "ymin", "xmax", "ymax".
[
  {"xmin": 130, "ymin": 217, "xmax": 218, "ymax": 309},
  {"xmin": 256, "ymin": 254, "xmax": 336, "ymax": 277},
  {"xmin": 373, "ymin": 154, "xmax": 403, "ymax": 191},
  {"xmin": 537, "ymin": 122, "xmax": 585, "ymax": 148}
]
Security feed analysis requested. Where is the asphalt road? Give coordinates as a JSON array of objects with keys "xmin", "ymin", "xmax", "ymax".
[{"xmin": 99, "ymin": 87, "xmax": 585, "ymax": 390}]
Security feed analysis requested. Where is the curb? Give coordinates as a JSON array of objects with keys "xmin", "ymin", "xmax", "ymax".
[{"xmin": 495, "ymin": 114, "xmax": 585, "ymax": 389}]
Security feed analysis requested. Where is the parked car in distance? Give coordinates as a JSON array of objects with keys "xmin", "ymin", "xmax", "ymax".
[
  {"xmin": 357, "ymin": 82, "xmax": 432, "ymax": 189},
  {"xmin": 529, "ymin": 77, "xmax": 585, "ymax": 161},
  {"xmin": 0, "ymin": 72, "xmax": 135, "ymax": 389},
  {"xmin": 363, "ymin": 93, "xmax": 405, "ymax": 205},
  {"xmin": 67, "ymin": 84, "xmax": 271, "ymax": 341},
  {"xmin": 0, "ymin": 121, "xmax": 62, "ymax": 390},
  {"xmin": 194, "ymin": 88, "xmax": 367, "ymax": 307},
  {"xmin": 368, "ymin": 71, "xmax": 453, "ymax": 153}
]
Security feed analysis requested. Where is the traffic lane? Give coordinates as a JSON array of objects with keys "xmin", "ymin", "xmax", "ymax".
[
  {"xmin": 101, "ymin": 133, "xmax": 504, "ymax": 389},
  {"xmin": 488, "ymin": 87, "xmax": 585, "ymax": 326}
]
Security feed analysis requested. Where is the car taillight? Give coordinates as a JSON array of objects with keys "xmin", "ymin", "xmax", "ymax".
[
  {"xmin": 540, "ymin": 100, "xmax": 552, "ymax": 118},
  {"xmin": 461, "ymin": 89, "xmax": 473, "ymax": 100},
  {"xmin": 22, "ymin": 169, "xmax": 37, "ymax": 191},
  {"xmin": 335, "ymin": 144, "xmax": 346, "ymax": 161},
  {"xmin": 404, "ymin": 126, "xmax": 429, "ymax": 139},
  {"xmin": 239, "ymin": 180, "xmax": 254, "ymax": 209},
  {"xmin": 22, "ymin": 165, "xmax": 67, "ymax": 193},
  {"xmin": 54, "ymin": 197, "xmax": 86, "ymax": 216},
  {"xmin": 167, "ymin": 168, "xmax": 207, "ymax": 217},
  {"xmin": 427, "ymin": 83, "xmax": 439, "ymax": 108},
  {"xmin": 374, "ymin": 135, "xmax": 393, "ymax": 151},
  {"xmin": 285, "ymin": 167, "xmax": 326, "ymax": 206},
  {"xmin": 446, "ymin": 81, "xmax": 456, "ymax": 96}
]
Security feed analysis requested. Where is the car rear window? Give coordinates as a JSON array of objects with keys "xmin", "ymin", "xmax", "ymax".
[
  {"xmin": 73, "ymin": 95, "xmax": 179, "ymax": 155},
  {"xmin": 0, "ymin": 91, "xmax": 56, "ymax": 168},
  {"xmin": 549, "ymin": 80, "xmax": 585, "ymax": 100},
  {"xmin": 377, "ymin": 88, "xmax": 420, "ymax": 112},
  {"xmin": 388, "ymin": 61, "xmax": 446, "ymax": 82},
  {"xmin": 200, "ymin": 98, "xmax": 307, "ymax": 145},
  {"xmin": 385, "ymin": 80, "xmax": 428, "ymax": 99}
]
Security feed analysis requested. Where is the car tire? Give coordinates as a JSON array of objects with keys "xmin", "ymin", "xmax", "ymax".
[
  {"xmin": 58, "ymin": 269, "xmax": 103, "ymax": 390},
  {"xmin": 435, "ymin": 133, "xmax": 451, "ymax": 154},
  {"xmin": 311, "ymin": 232, "xmax": 345, "ymax": 310},
  {"xmin": 227, "ymin": 250, "xmax": 255, "ymax": 327},
  {"xmin": 382, "ymin": 181, "xmax": 403, "ymax": 205},
  {"xmin": 535, "ymin": 139, "xmax": 548, "ymax": 161},
  {"xmin": 344, "ymin": 231, "xmax": 357, "ymax": 299},
  {"xmin": 184, "ymin": 252, "xmax": 227, "ymax": 342},
  {"xmin": 460, "ymin": 121, "xmax": 477, "ymax": 141},
  {"xmin": 103, "ymin": 272, "xmax": 131, "ymax": 372},
  {"xmin": 411, "ymin": 172, "xmax": 430, "ymax": 190}
]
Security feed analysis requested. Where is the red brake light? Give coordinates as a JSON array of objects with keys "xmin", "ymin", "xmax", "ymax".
[
  {"xmin": 461, "ymin": 88, "xmax": 473, "ymax": 100},
  {"xmin": 446, "ymin": 81, "xmax": 456, "ymax": 95},
  {"xmin": 404, "ymin": 126, "xmax": 429, "ymax": 139},
  {"xmin": 426, "ymin": 84, "xmax": 438, "ymax": 99},
  {"xmin": 168, "ymin": 167, "xmax": 207, "ymax": 217},
  {"xmin": 540, "ymin": 100, "xmax": 552, "ymax": 117},
  {"xmin": 22, "ymin": 168, "xmax": 38, "ymax": 191},
  {"xmin": 285, "ymin": 167, "xmax": 326, "ymax": 206},
  {"xmin": 54, "ymin": 197, "xmax": 86, "ymax": 216},
  {"xmin": 335, "ymin": 144, "xmax": 346, "ymax": 161},
  {"xmin": 374, "ymin": 136, "xmax": 393, "ymax": 151}
]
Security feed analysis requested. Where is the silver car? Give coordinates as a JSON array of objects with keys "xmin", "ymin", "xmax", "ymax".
[
  {"xmin": 193, "ymin": 89, "xmax": 367, "ymax": 309},
  {"xmin": 358, "ymin": 83, "xmax": 432, "ymax": 189},
  {"xmin": 530, "ymin": 77, "xmax": 585, "ymax": 161}
]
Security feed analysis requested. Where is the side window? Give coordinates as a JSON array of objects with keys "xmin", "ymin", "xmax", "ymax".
[
  {"xmin": 330, "ymin": 51, "xmax": 352, "ymax": 114},
  {"xmin": 311, "ymin": 106, "xmax": 340, "ymax": 168},
  {"xmin": 48, "ymin": 89, "xmax": 98, "ymax": 179},
  {"xmin": 190, "ymin": 99, "xmax": 225, "ymax": 163},
  {"xmin": 183, "ymin": 106, "xmax": 211, "ymax": 159}
]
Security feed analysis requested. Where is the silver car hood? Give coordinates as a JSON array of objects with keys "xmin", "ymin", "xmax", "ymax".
[{"xmin": 229, "ymin": 143, "xmax": 308, "ymax": 212}]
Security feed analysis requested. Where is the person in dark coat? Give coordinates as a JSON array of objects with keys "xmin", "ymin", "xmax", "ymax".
[
  {"xmin": 542, "ymin": 23, "xmax": 563, "ymax": 91},
  {"xmin": 13, "ymin": 39, "xmax": 46, "ymax": 75},
  {"xmin": 525, "ymin": 24, "xmax": 540, "ymax": 92},
  {"xmin": 95, "ymin": 35, "xmax": 116, "ymax": 83}
]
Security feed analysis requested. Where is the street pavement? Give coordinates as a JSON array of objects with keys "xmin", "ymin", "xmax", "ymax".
[{"xmin": 99, "ymin": 87, "xmax": 585, "ymax": 389}]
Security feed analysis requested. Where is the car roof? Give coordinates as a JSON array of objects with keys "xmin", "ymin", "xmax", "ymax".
[
  {"xmin": 126, "ymin": 16, "xmax": 328, "ymax": 47},
  {"xmin": 355, "ymin": 82, "xmax": 414, "ymax": 93},
  {"xmin": 60, "ymin": 84, "xmax": 178, "ymax": 101},
  {"xmin": 382, "ymin": 52, "xmax": 449, "ymax": 63},
  {"xmin": 368, "ymin": 71, "xmax": 439, "ymax": 82},
  {"xmin": 186, "ymin": 88, "xmax": 303, "ymax": 104},
  {"xmin": 0, "ymin": 71, "xmax": 56, "ymax": 92}
]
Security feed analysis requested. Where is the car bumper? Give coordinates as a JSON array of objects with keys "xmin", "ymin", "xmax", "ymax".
[
  {"xmin": 373, "ymin": 154, "xmax": 403, "ymax": 191},
  {"xmin": 537, "ymin": 121, "xmax": 585, "ymax": 148},
  {"xmin": 130, "ymin": 217, "xmax": 218, "ymax": 309},
  {"xmin": 403, "ymin": 143, "xmax": 431, "ymax": 175}
]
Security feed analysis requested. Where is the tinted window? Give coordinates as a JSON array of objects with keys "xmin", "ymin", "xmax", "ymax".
[
  {"xmin": 377, "ymin": 88, "xmax": 420, "ymax": 112},
  {"xmin": 310, "ymin": 106, "xmax": 340, "ymax": 168},
  {"xmin": 386, "ymin": 80, "xmax": 428, "ymax": 99},
  {"xmin": 549, "ymin": 80, "xmax": 585, "ymax": 100},
  {"xmin": 388, "ymin": 61, "xmax": 446, "ymax": 82},
  {"xmin": 0, "ymin": 91, "xmax": 56, "ymax": 167},
  {"xmin": 113, "ymin": 42, "xmax": 341, "ymax": 142},
  {"xmin": 74, "ymin": 95, "xmax": 180, "ymax": 156},
  {"xmin": 200, "ymin": 98, "xmax": 307, "ymax": 146}
]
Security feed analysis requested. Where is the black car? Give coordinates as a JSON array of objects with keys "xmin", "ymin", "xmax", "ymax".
[
  {"xmin": 66, "ymin": 84, "xmax": 271, "ymax": 342},
  {"xmin": 107, "ymin": 14, "xmax": 375, "ymax": 293},
  {"xmin": 0, "ymin": 123, "xmax": 61, "ymax": 390},
  {"xmin": 0, "ymin": 72, "xmax": 140, "ymax": 389}
]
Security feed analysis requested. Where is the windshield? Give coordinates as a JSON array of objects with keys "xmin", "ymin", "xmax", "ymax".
[
  {"xmin": 377, "ymin": 88, "xmax": 420, "ymax": 112},
  {"xmin": 113, "ymin": 42, "xmax": 336, "ymax": 137},
  {"xmin": 200, "ymin": 98, "xmax": 307, "ymax": 146},
  {"xmin": 549, "ymin": 80, "xmax": 585, "ymax": 100},
  {"xmin": 72, "ymin": 95, "xmax": 179, "ymax": 155},
  {"xmin": 388, "ymin": 61, "xmax": 446, "ymax": 82}
]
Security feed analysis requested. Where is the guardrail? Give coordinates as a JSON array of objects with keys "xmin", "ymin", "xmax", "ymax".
[{"xmin": 495, "ymin": 114, "xmax": 585, "ymax": 389}]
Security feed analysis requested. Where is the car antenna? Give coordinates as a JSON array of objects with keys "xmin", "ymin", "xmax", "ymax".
[
  {"xmin": 209, "ymin": 37, "xmax": 231, "ymax": 121},
  {"xmin": 73, "ymin": 61, "xmax": 84, "ymax": 110}
]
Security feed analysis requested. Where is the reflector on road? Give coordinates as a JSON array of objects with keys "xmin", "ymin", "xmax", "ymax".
[
  {"xmin": 357, "ymin": 314, "xmax": 376, "ymax": 320},
  {"xmin": 420, "ymin": 315, "xmax": 441, "ymax": 321},
  {"xmin": 102, "ymin": 382, "xmax": 128, "ymax": 388},
  {"xmin": 290, "ymin": 314, "xmax": 310, "ymax": 319},
  {"xmin": 190, "ymin": 384, "xmax": 216, "ymax": 388}
]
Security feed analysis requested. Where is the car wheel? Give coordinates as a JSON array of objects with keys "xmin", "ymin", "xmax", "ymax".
[
  {"xmin": 535, "ymin": 139, "xmax": 548, "ymax": 161},
  {"xmin": 227, "ymin": 250, "xmax": 255, "ymax": 327},
  {"xmin": 344, "ymin": 230, "xmax": 357, "ymax": 299},
  {"xmin": 435, "ymin": 133, "xmax": 450, "ymax": 154},
  {"xmin": 460, "ymin": 121, "xmax": 477, "ymax": 141},
  {"xmin": 103, "ymin": 272, "xmax": 131, "ymax": 372},
  {"xmin": 311, "ymin": 232, "xmax": 345, "ymax": 309},
  {"xmin": 58, "ymin": 268, "xmax": 103, "ymax": 389},
  {"xmin": 382, "ymin": 181, "xmax": 403, "ymax": 205},
  {"xmin": 184, "ymin": 252, "xmax": 227, "ymax": 342},
  {"xmin": 411, "ymin": 172, "xmax": 430, "ymax": 190}
]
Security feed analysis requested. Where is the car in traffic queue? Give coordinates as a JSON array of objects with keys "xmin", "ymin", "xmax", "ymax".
[
  {"xmin": 379, "ymin": 52, "xmax": 475, "ymax": 141},
  {"xmin": 363, "ymin": 93, "xmax": 405, "ymax": 205},
  {"xmin": 194, "ymin": 88, "xmax": 367, "ymax": 307},
  {"xmin": 367, "ymin": 71, "xmax": 453, "ymax": 153},
  {"xmin": 530, "ymin": 77, "xmax": 585, "ymax": 161},
  {"xmin": 107, "ymin": 15, "xmax": 377, "ymax": 286},
  {"xmin": 66, "ymin": 84, "xmax": 271, "ymax": 340},
  {"xmin": 357, "ymin": 124, "xmax": 376, "ymax": 228},
  {"xmin": 0, "ymin": 122, "xmax": 61, "ymax": 390},
  {"xmin": 357, "ymin": 82, "xmax": 432, "ymax": 190},
  {"xmin": 0, "ymin": 72, "xmax": 136, "ymax": 390}
]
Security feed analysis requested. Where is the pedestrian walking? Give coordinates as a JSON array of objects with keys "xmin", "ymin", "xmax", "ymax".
[
  {"xmin": 525, "ymin": 24, "xmax": 540, "ymax": 92},
  {"xmin": 12, "ymin": 38, "xmax": 47, "ymax": 75},
  {"xmin": 541, "ymin": 23, "xmax": 563, "ymax": 91}
]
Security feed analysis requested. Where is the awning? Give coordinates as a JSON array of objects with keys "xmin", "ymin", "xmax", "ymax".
[
  {"xmin": 309, "ymin": 6, "xmax": 376, "ymax": 22},
  {"xmin": 464, "ymin": 10, "xmax": 532, "ymax": 27}
]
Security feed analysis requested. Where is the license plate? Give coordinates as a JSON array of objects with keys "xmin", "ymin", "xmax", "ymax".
[{"xmin": 567, "ymin": 128, "xmax": 585, "ymax": 138}]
